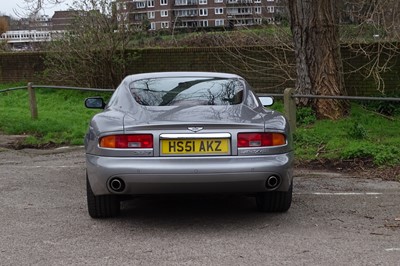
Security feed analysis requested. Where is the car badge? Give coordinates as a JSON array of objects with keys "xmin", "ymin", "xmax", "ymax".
[{"xmin": 187, "ymin": 127, "xmax": 203, "ymax": 133}]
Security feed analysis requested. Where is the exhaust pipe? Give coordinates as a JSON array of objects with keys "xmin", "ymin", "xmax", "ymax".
[
  {"xmin": 266, "ymin": 175, "xmax": 280, "ymax": 189},
  {"xmin": 109, "ymin": 177, "xmax": 125, "ymax": 192}
]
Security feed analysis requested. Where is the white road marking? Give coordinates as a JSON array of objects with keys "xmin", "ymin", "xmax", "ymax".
[
  {"xmin": 312, "ymin": 192, "xmax": 382, "ymax": 196},
  {"xmin": 55, "ymin": 146, "xmax": 84, "ymax": 150},
  {"xmin": 295, "ymin": 192, "xmax": 383, "ymax": 196},
  {"xmin": 385, "ymin": 248, "xmax": 400, "ymax": 251},
  {"xmin": 1, "ymin": 165, "xmax": 82, "ymax": 169}
]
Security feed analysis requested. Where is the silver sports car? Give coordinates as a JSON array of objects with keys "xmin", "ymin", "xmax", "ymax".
[{"xmin": 84, "ymin": 72, "xmax": 293, "ymax": 218}]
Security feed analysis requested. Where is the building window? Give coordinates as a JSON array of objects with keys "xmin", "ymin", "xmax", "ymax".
[
  {"xmin": 161, "ymin": 10, "xmax": 168, "ymax": 17},
  {"xmin": 175, "ymin": 0, "xmax": 187, "ymax": 5},
  {"xmin": 255, "ymin": 18, "xmax": 262, "ymax": 24},
  {"xmin": 199, "ymin": 8, "xmax": 208, "ymax": 16},
  {"xmin": 255, "ymin": 7, "xmax": 261, "ymax": 14},
  {"xmin": 267, "ymin": 6, "xmax": 274, "ymax": 13},
  {"xmin": 254, "ymin": 0, "xmax": 261, "ymax": 2},
  {"xmin": 148, "ymin": 11, "xmax": 155, "ymax": 19},
  {"xmin": 161, "ymin": 21, "xmax": 169, "ymax": 28},
  {"xmin": 214, "ymin": 0, "xmax": 223, "ymax": 2},
  {"xmin": 199, "ymin": 20, "xmax": 208, "ymax": 27},
  {"xmin": 215, "ymin": 8, "xmax": 223, "ymax": 14},
  {"xmin": 150, "ymin": 22, "xmax": 156, "ymax": 30},
  {"xmin": 160, "ymin": 0, "xmax": 168, "ymax": 5},
  {"xmin": 199, "ymin": 0, "xmax": 207, "ymax": 4},
  {"xmin": 137, "ymin": 2, "xmax": 145, "ymax": 8},
  {"xmin": 175, "ymin": 9, "xmax": 198, "ymax": 16},
  {"xmin": 238, "ymin": 7, "xmax": 251, "ymax": 14},
  {"xmin": 215, "ymin": 19, "xmax": 224, "ymax": 26},
  {"xmin": 147, "ymin": 0, "xmax": 155, "ymax": 7}
]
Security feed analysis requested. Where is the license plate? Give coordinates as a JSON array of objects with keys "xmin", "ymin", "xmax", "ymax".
[{"xmin": 161, "ymin": 139, "xmax": 230, "ymax": 155}]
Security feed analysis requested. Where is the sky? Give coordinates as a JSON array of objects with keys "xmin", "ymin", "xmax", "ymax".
[{"xmin": 0, "ymin": 0, "xmax": 73, "ymax": 17}]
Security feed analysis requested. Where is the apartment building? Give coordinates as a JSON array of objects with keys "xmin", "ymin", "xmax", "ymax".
[
  {"xmin": 1, "ymin": 11, "xmax": 76, "ymax": 50},
  {"xmin": 114, "ymin": 0, "xmax": 277, "ymax": 31},
  {"xmin": 52, "ymin": 11, "xmax": 80, "ymax": 31}
]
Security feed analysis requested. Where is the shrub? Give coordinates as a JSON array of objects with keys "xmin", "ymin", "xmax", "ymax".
[
  {"xmin": 296, "ymin": 107, "xmax": 316, "ymax": 126},
  {"xmin": 347, "ymin": 122, "xmax": 368, "ymax": 139}
]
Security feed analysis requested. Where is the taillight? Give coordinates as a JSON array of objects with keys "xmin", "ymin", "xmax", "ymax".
[
  {"xmin": 99, "ymin": 134, "xmax": 153, "ymax": 148},
  {"xmin": 237, "ymin": 133, "xmax": 286, "ymax": 147}
]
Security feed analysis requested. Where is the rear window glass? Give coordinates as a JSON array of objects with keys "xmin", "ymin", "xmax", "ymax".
[{"xmin": 129, "ymin": 77, "xmax": 244, "ymax": 106}]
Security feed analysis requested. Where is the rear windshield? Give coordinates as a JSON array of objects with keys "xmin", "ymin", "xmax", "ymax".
[{"xmin": 129, "ymin": 77, "xmax": 244, "ymax": 106}]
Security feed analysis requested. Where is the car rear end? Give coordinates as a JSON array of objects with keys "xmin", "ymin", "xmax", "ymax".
[
  {"xmin": 85, "ymin": 72, "xmax": 294, "ymax": 218},
  {"xmin": 86, "ymin": 119, "xmax": 293, "ymax": 196}
]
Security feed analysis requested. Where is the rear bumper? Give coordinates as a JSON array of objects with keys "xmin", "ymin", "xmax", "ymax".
[{"xmin": 86, "ymin": 152, "xmax": 294, "ymax": 195}]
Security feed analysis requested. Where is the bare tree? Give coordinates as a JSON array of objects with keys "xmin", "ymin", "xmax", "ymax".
[
  {"xmin": 213, "ymin": 1, "xmax": 348, "ymax": 119},
  {"xmin": 212, "ymin": 28, "xmax": 296, "ymax": 92},
  {"xmin": 20, "ymin": 0, "xmax": 66, "ymax": 17},
  {"xmin": 340, "ymin": 0, "xmax": 400, "ymax": 94},
  {"xmin": 288, "ymin": 0, "xmax": 349, "ymax": 119},
  {"xmin": 216, "ymin": 0, "xmax": 400, "ymax": 119},
  {"xmin": 43, "ymin": 0, "xmax": 137, "ymax": 88}
]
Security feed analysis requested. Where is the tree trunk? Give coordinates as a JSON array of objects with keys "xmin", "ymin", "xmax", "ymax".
[{"xmin": 288, "ymin": 0, "xmax": 349, "ymax": 119}]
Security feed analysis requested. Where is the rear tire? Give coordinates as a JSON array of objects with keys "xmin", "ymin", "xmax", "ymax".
[
  {"xmin": 87, "ymin": 176, "xmax": 120, "ymax": 218},
  {"xmin": 256, "ymin": 184, "xmax": 292, "ymax": 212}
]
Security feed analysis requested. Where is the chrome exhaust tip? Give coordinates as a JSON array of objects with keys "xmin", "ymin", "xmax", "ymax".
[
  {"xmin": 109, "ymin": 177, "xmax": 125, "ymax": 192},
  {"xmin": 266, "ymin": 175, "xmax": 280, "ymax": 189}
]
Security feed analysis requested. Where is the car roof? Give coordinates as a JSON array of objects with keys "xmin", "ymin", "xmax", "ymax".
[{"xmin": 122, "ymin": 72, "xmax": 244, "ymax": 82}]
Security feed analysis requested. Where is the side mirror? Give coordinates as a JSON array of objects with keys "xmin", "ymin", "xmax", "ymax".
[
  {"xmin": 85, "ymin": 97, "xmax": 106, "ymax": 109},
  {"xmin": 259, "ymin": 96, "xmax": 274, "ymax": 107}
]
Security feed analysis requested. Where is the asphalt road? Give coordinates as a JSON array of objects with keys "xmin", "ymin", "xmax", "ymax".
[{"xmin": 0, "ymin": 147, "xmax": 399, "ymax": 265}]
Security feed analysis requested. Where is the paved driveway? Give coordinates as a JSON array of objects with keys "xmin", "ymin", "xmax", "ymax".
[{"xmin": 0, "ymin": 148, "xmax": 399, "ymax": 265}]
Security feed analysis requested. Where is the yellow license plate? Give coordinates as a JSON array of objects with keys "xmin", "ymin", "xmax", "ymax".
[{"xmin": 161, "ymin": 139, "xmax": 230, "ymax": 155}]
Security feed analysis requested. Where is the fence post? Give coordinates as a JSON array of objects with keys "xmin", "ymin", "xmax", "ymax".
[
  {"xmin": 28, "ymin": 82, "xmax": 38, "ymax": 120},
  {"xmin": 284, "ymin": 88, "xmax": 296, "ymax": 132}
]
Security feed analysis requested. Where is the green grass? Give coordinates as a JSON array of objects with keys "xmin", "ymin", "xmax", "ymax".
[
  {"xmin": 0, "ymin": 83, "xmax": 111, "ymax": 146},
  {"xmin": 268, "ymin": 98, "xmax": 400, "ymax": 166},
  {"xmin": 294, "ymin": 104, "xmax": 400, "ymax": 166},
  {"xmin": 1, "ymin": 83, "xmax": 400, "ymax": 167}
]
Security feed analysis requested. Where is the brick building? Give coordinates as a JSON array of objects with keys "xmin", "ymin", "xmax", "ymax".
[
  {"xmin": 114, "ymin": 0, "xmax": 278, "ymax": 31},
  {"xmin": 51, "ymin": 11, "xmax": 79, "ymax": 31}
]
